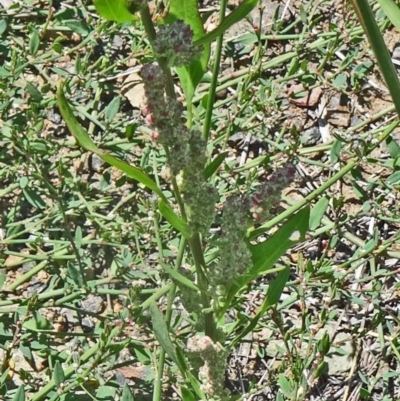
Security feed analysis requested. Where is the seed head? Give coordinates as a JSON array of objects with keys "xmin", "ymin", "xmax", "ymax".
[{"xmin": 153, "ymin": 20, "xmax": 203, "ymax": 67}]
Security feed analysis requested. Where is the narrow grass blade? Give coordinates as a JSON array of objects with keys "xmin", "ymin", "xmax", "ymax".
[
  {"xmin": 101, "ymin": 154, "xmax": 166, "ymax": 200},
  {"xmin": 194, "ymin": 0, "xmax": 258, "ymax": 47},
  {"xmin": 350, "ymin": 0, "xmax": 400, "ymax": 117},
  {"xmin": 181, "ymin": 387, "xmax": 197, "ymax": 401},
  {"xmin": 204, "ymin": 152, "xmax": 228, "ymax": 179},
  {"xmin": 56, "ymin": 82, "xmax": 100, "ymax": 153},
  {"xmin": 248, "ymin": 206, "xmax": 310, "ymax": 267},
  {"xmin": 377, "ymin": 0, "xmax": 400, "ymax": 31}
]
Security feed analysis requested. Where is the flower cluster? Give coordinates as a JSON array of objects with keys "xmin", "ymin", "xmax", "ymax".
[
  {"xmin": 176, "ymin": 267, "xmax": 204, "ymax": 329},
  {"xmin": 153, "ymin": 20, "xmax": 203, "ymax": 67},
  {"xmin": 141, "ymin": 62, "xmax": 216, "ymax": 235},
  {"xmin": 211, "ymin": 196, "xmax": 253, "ymax": 289},
  {"xmin": 213, "ymin": 163, "xmax": 297, "ymax": 289},
  {"xmin": 249, "ymin": 163, "xmax": 297, "ymax": 221},
  {"xmin": 180, "ymin": 131, "xmax": 218, "ymax": 235},
  {"xmin": 187, "ymin": 335, "xmax": 229, "ymax": 400},
  {"xmin": 141, "ymin": 64, "xmax": 190, "ymax": 174}
]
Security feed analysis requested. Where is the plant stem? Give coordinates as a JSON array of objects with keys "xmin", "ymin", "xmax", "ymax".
[
  {"xmin": 189, "ymin": 234, "xmax": 215, "ymax": 339},
  {"xmin": 138, "ymin": 2, "xmax": 216, "ymax": 342},
  {"xmin": 153, "ymin": 237, "xmax": 187, "ymax": 401},
  {"xmin": 202, "ymin": 0, "xmax": 227, "ymax": 141}
]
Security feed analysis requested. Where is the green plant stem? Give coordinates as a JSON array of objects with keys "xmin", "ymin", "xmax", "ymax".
[
  {"xmin": 202, "ymin": 0, "xmax": 227, "ymax": 141},
  {"xmin": 138, "ymin": 1, "xmax": 216, "ymax": 341},
  {"xmin": 153, "ymin": 237, "xmax": 187, "ymax": 401},
  {"xmin": 5, "ymin": 248, "xmax": 66, "ymax": 292},
  {"xmin": 189, "ymin": 234, "xmax": 215, "ymax": 339},
  {"xmin": 140, "ymin": 283, "xmax": 172, "ymax": 310}
]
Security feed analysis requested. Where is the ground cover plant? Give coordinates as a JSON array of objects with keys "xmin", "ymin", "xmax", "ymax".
[{"xmin": 3, "ymin": 0, "xmax": 400, "ymax": 400}]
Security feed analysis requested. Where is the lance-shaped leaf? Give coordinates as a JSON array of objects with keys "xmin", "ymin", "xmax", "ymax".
[
  {"xmin": 219, "ymin": 206, "xmax": 310, "ymax": 317},
  {"xmin": 57, "ymin": 82, "xmax": 191, "ymax": 236}
]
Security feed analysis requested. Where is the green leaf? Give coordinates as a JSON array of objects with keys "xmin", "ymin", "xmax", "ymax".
[
  {"xmin": 385, "ymin": 135, "xmax": 400, "ymax": 158},
  {"xmin": 22, "ymin": 188, "xmax": 46, "ymax": 209},
  {"xmin": 63, "ymin": 20, "xmax": 91, "ymax": 35},
  {"xmin": 249, "ymin": 206, "xmax": 309, "ymax": 265},
  {"xmin": 377, "ymin": 0, "xmax": 400, "ymax": 31},
  {"xmin": 265, "ymin": 267, "xmax": 290, "ymax": 308},
  {"xmin": 102, "ymin": 154, "xmax": 165, "ymax": 199},
  {"xmin": 75, "ymin": 226, "xmax": 82, "ymax": 249},
  {"xmin": 350, "ymin": 0, "xmax": 400, "ymax": 118},
  {"xmin": 94, "ymin": 0, "xmax": 135, "ymax": 23},
  {"xmin": 25, "ymin": 82, "xmax": 43, "ymax": 103},
  {"xmin": 204, "ymin": 152, "xmax": 228, "ymax": 179},
  {"xmin": 53, "ymin": 361, "xmax": 65, "ymax": 387},
  {"xmin": 330, "ymin": 139, "xmax": 342, "ymax": 164},
  {"xmin": 56, "ymin": 83, "xmax": 101, "ymax": 154},
  {"xmin": 68, "ymin": 261, "xmax": 84, "ymax": 287},
  {"xmin": 317, "ymin": 332, "xmax": 331, "ymax": 355},
  {"xmin": 0, "ymin": 19, "xmax": 7, "ymax": 36},
  {"xmin": 105, "ymin": 96, "xmax": 121, "ymax": 121},
  {"xmin": 29, "ymin": 26, "xmax": 40, "ymax": 56},
  {"xmin": 194, "ymin": 0, "xmax": 258, "ymax": 47},
  {"xmin": 19, "ymin": 176, "xmax": 28, "ymax": 189},
  {"xmin": 23, "ymin": 312, "xmax": 54, "ymax": 331},
  {"xmin": 278, "ymin": 374, "xmax": 292, "ymax": 398},
  {"xmin": 164, "ymin": 0, "xmax": 210, "ymax": 102},
  {"xmin": 160, "ymin": 261, "xmax": 199, "ymax": 291},
  {"xmin": 19, "ymin": 344, "xmax": 34, "ymax": 366},
  {"xmin": 231, "ymin": 268, "xmax": 290, "ymax": 347},
  {"xmin": 96, "ymin": 385, "xmax": 117, "ymax": 400},
  {"xmin": 158, "ymin": 200, "xmax": 192, "ymax": 238},
  {"xmin": 222, "ymin": 207, "xmax": 310, "ymax": 314},
  {"xmin": 56, "ymin": 82, "xmax": 167, "ymax": 201},
  {"xmin": 387, "ymin": 170, "xmax": 400, "ymax": 184},
  {"xmin": 12, "ymin": 386, "xmax": 25, "ymax": 401},
  {"xmin": 121, "ymin": 385, "xmax": 135, "ymax": 401},
  {"xmin": 309, "ymin": 196, "xmax": 329, "ymax": 230},
  {"xmin": 181, "ymin": 387, "xmax": 196, "ymax": 401},
  {"xmin": 75, "ymin": 53, "xmax": 82, "ymax": 74},
  {"xmin": 0, "ymin": 272, "xmax": 6, "ymax": 291},
  {"xmin": 149, "ymin": 302, "xmax": 180, "ymax": 368},
  {"xmin": 333, "ymin": 73, "xmax": 347, "ymax": 90}
]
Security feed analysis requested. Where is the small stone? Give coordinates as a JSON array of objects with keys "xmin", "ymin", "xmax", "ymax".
[
  {"xmin": 80, "ymin": 295, "xmax": 104, "ymax": 314},
  {"xmin": 301, "ymin": 126, "xmax": 321, "ymax": 146}
]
